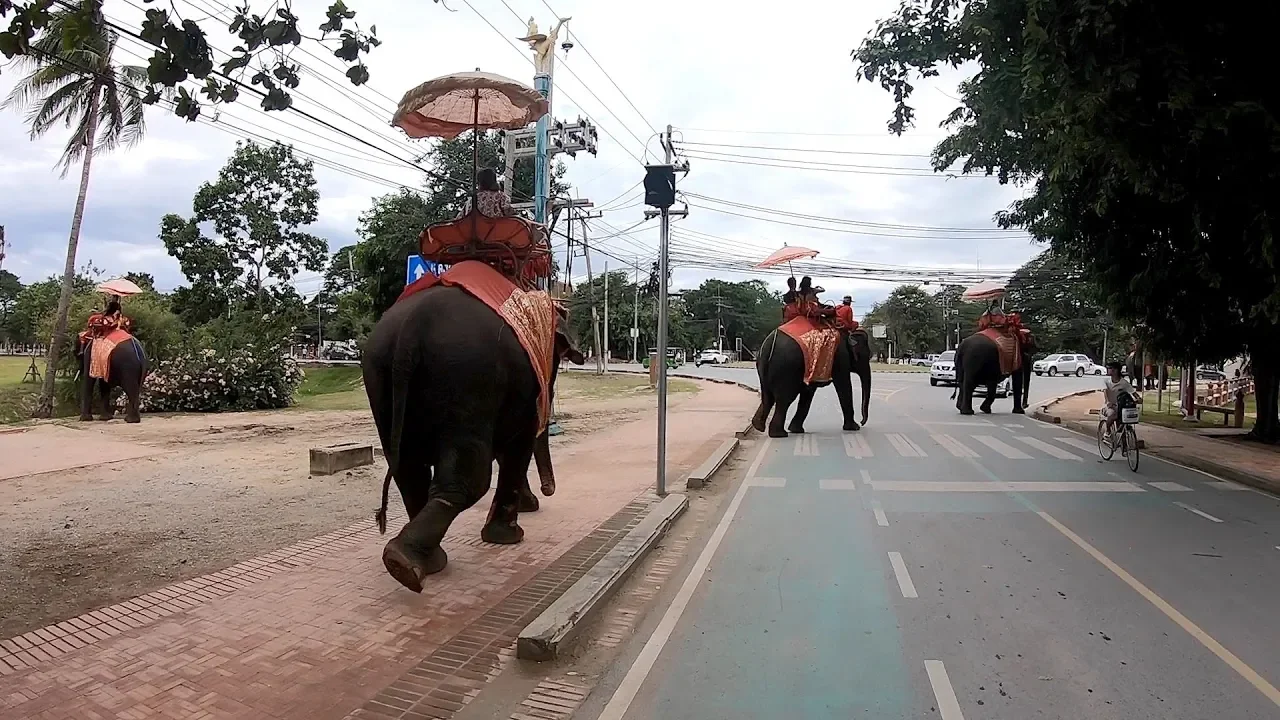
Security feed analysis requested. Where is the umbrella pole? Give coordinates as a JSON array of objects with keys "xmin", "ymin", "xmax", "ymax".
[{"xmin": 472, "ymin": 90, "xmax": 480, "ymax": 252}]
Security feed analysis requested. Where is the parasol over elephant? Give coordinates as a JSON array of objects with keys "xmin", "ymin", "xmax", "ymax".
[
  {"xmin": 362, "ymin": 265, "xmax": 583, "ymax": 594},
  {"xmin": 76, "ymin": 334, "xmax": 148, "ymax": 423},
  {"xmin": 752, "ymin": 328, "xmax": 872, "ymax": 437},
  {"xmin": 952, "ymin": 319, "xmax": 1037, "ymax": 415}
]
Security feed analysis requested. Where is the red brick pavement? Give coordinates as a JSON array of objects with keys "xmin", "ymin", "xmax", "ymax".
[{"xmin": 0, "ymin": 382, "xmax": 754, "ymax": 720}]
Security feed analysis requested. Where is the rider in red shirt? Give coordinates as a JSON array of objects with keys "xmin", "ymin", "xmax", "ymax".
[{"xmin": 835, "ymin": 295, "xmax": 858, "ymax": 331}]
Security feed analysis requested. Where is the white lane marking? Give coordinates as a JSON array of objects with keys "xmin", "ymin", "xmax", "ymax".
[
  {"xmin": 871, "ymin": 499, "xmax": 889, "ymax": 527},
  {"xmin": 1207, "ymin": 481, "xmax": 1250, "ymax": 491},
  {"xmin": 860, "ymin": 469, "xmax": 872, "ymax": 486},
  {"xmin": 1056, "ymin": 435, "xmax": 1101, "ymax": 454},
  {"xmin": 819, "ymin": 478, "xmax": 856, "ymax": 490},
  {"xmin": 887, "ymin": 433, "xmax": 927, "ymax": 457},
  {"xmin": 1016, "ymin": 435, "xmax": 1082, "ymax": 461},
  {"xmin": 792, "ymin": 434, "xmax": 815, "ymax": 456},
  {"xmin": 1038, "ymin": 510, "xmax": 1280, "ymax": 708},
  {"xmin": 1150, "ymin": 481, "xmax": 1192, "ymax": 492},
  {"xmin": 750, "ymin": 477, "xmax": 788, "ymax": 488},
  {"xmin": 1143, "ymin": 452, "xmax": 1275, "ymax": 498},
  {"xmin": 843, "ymin": 433, "xmax": 873, "ymax": 458},
  {"xmin": 924, "ymin": 660, "xmax": 966, "ymax": 720},
  {"xmin": 931, "ymin": 433, "xmax": 979, "ymax": 458},
  {"xmin": 887, "ymin": 552, "xmax": 918, "ymax": 598},
  {"xmin": 973, "ymin": 434, "xmax": 1033, "ymax": 459},
  {"xmin": 869, "ymin": 480, "xmax": 1143, "ymax": 493},
  {"xmin": 920, "ymin": 420, "xmax": 996, "ymax": 427},
  {"xmin": 1174, "ymin": 502, "xmax": 1224, "ymax": 523},
  {"xmin": 596, "ymin": 438, "xmax": 773, "ymax": 720},
  {"xmin": 1003, "ymin": 422, "xmax": 1025, "ymax": 428}
]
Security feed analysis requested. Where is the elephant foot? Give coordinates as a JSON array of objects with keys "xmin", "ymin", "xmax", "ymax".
[
  {"xmin": 786, "ymin": 424, "xmax": 805, "ymax": 434},
  {"xmin": 979, "ymin": 405, "xmax": 994, "ymax": 414},
  {"xmin": 96, "ymin": 414, "xmax": 113, "ymax": 422},
  {"xmin": 843, "ymin": 420, "xmax": 860, "ymax": 431},
  {"xmin": 517, "ymin": 487, "xmax": 540, "ymax": 513},
  {"xmin": 959, "ymin": 408, "xmax": 976, "ymax": 416},
  {"xmin": 382, "ymin": 539, "xmax": 447, "ymax": 593},
  {"xmin": 1012, "ymin": 406, "xmax": 1026, "ymax": 415},
  {"xmin": 481, "ymin": 519, "xmax": 525, "ymax": 545},
  {"xmin": 750, "ymin": 411, "xmax": 767, "ymax": 433},
  {"xmin": 79, "ymin": 414, "xmax": 94, "ymax": 422},
  {"xmin": 767, "ymin": 428, "xmax": 789, "ymax": 438}
]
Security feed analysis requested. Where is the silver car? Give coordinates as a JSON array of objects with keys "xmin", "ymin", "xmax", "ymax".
[{"xmin": 930, "ymin": 351, "xmax": 957, "ymax": 386}]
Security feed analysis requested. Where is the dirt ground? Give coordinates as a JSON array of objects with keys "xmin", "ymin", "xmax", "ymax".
[{"xmin": 0, "ymin": 373, "xmax": 701, "ymax": 639}]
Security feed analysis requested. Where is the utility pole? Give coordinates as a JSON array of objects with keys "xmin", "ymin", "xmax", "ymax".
[
  {"xmin": 643, "ymin": 125, "xmax": 689, "ymax": 496},
  {"xmin": 576, "ymin": 209, "xmax": 605, "ymax": 375},
  {"xmin": 0, "ymin": 225, "xmax": 6, "ymax": 270},
  {"xmin": 603, "ymin": 260, "xmax": 609, "ymax": 372},
  {"xmin": 632, "ymin": 261, "xmax": 640, "ymax": 363}
]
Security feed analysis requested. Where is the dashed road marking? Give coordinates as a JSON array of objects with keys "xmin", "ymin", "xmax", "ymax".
[
  {"xmin": 1207, "ymin": 481, "xmax": 1251, "ymax": 491},
  {"xmin": 973, "ymin": 434, "xmax": 1033, "ymax": 459},
  {"xmin": 869, "ymin": 480, "xmax": 1143, "ymax": 493},
  {"xmin": 793, "ymin": 434, "xmax": 818, "ymax": 456},
  {"xmin": 872, "ymin": 499, "xmax": 889, "ymax": 527},
  {"xmin": 843, "ymin": 433, "xmax": 873, "ymax": 458},
  {"xmin": 1016, "ymin": 435, "xmax": 1082, "ymax": 460},
  {"xmin": 1150, "ymin": 481, "xmax": 1193, "ymax": 492},
  {"xmin": 887, "ymin": 433, "xmax": 927, "ymax": 457},
  {"xmin": 860, "ymin": 469, "xmax": 872, "ymax": 486},
  {"xmin": 931, "ymin": 433, "xmax": 979, "ymax": 458},
  {"xmin": 1003, "ymin": 422, "xmax": 1025, "ymax": 428},
  {"xmin": 887, "ymin": 552, "xmax": 918, "ymax": 598},
  {"xmin": 819, "ymin": 478, "xmax": 856, "ymax": 490},
  {"xmin": 924, "ymin": 660, "xmax": 966, "ymax": 720},
  {"xmin": 750, "ymin": 477, "xmax": 787, "ymax": 488},
  {"xmin": 920, "ymin": 420, "xmax": 995, "ymax": 427},
  {"xmin": 1056, "ymin": 435, "xmax": 1102, "ymax": 454},
  {"xmin": 1174, "ymin": 502, "xmax": 1224, "ymax": 523}
]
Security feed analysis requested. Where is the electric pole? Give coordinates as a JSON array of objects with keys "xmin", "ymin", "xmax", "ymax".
[
  {"xmin": 603, "ymin": 260, "xmax": 609, "ymax": 372},
  {"xmin": 643, "ymin": 125, "xmax": 689, "ymax": 496},
  {"xmin": 632, "ymin": 261, "xmax": 640, "ymax": 363},
  {"xmin": 576, "ymin": 209, "xmax": 606, "ymax": 375},
  {"xmin": 0, "ymin": 225, "xmax": 6, "ymax": 271}
]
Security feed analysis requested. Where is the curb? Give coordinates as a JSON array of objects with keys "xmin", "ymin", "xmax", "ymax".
[
  {"xmin": 686, "ymin": 437, "xmax": 740, "ymax": 490},
  {"xmin": 1029, "ymin": 388, "xmax": 1098, "ymax": 424},
  {"xmin": 517, "ymin": 492, "xmax": 689, "ymax": 662}
]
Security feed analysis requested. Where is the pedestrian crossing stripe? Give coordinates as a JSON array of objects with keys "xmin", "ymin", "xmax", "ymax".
[
  {"xmin": 971, "ymin": 434, "xmax": 1033, "ymax": 459},
  {"xmin": 930, "ymin": 433, "xmax": 979, "ymax": 458},
  {"xmin": 843, "ymin": 434, "xmax": 872, "ymax": 458},
  {"xmin": 886, "ymin": 433, "xmax": 927, "ymax": 457},
  {"xmin": 793, "ymin": 434, "xmax": 819, "ymax": 456},
  {"xmin": 1015, "ymin": 435, "xmax": 1081, "ymax": 461}
]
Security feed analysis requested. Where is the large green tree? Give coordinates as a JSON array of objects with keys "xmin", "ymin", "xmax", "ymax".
[
  {"xmin": 4, "ymin": 3, "xmax": 150, "ymax": 417},
  {"xmin": 1006, "ymin": 251, "xmax": 1126, "ymax": 361},
  {"xmin": 162, "ymin": 141, "xmax": 327, "ymax": 325},
  {"xmin": 681, "ymin": 279, "xmax": 782, "ymax": 353},
  {"xmin": 863, "ymin": 285, "xmax": 944, "ymax": 357},
  {"xmin": 856, "ymin": 0, "xmax": 1280, "ymax": 439},
  {"xmin": 0, "ymin": 270, "xmax": 22, "ymax": 343}
]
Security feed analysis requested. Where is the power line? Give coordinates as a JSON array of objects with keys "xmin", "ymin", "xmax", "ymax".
[
  {"xmin": 678, "ymin": 126, "xmax": 944, "ymax": 138},
  {"xmin": 675, "ymin": 139, "xmax": 934, "ymax": 159},
  {"xmin": 680, "ymin": 147, "xmax": 943, "ymax": 172},
  {"xmin": 683, "ymin": 193, "xmax": 1027, "ymax": 235},
  {"xmin": 679, "ymin": 151, "xmax": 996, "ymax": 179}
]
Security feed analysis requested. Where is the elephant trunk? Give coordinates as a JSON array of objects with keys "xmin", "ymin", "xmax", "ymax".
[{"xmin": 534, "ymin": 428, "xmax": 556, "ymax": 496}]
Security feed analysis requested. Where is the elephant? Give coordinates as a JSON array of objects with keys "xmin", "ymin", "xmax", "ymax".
[
  {"xmin": 362, "ymin": 284, "xmax": 584, "ymax": 593},
  {"xmin": 751, "ymin": 329, "xmax": 872, "ymax": 437},
  {"xmin": 952, "ymin": 330, "xmax": 1037, "ymax": 415},
  {"xmin": 76, "ymin": 336, "xmax": 148, "ymax": 423}
]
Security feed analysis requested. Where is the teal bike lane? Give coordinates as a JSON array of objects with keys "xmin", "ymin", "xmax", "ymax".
[{"xmin": 599, "ymin": 436, "xmax": 917, "ymax": 720}]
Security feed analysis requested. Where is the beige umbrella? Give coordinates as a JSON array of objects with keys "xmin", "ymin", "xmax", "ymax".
[{"xmin": 96, "ymin": 278, "xmax": 144, "ymax": 296}]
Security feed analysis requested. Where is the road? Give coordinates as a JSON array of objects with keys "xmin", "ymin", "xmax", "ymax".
[{"xmin": 582, "ymin": 370, "xmax": 1280, "ymax": 720}]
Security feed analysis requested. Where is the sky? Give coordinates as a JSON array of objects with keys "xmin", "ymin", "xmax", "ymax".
[{"xmin": 0, "ymin": 0, "xmax": 1041, "ymax": 319}]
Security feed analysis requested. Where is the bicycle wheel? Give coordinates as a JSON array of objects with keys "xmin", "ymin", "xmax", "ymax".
[
  {"xmin": 1126, "ymin": 427, "xmax": 1140, "ymax": 471},
  {"xmin": 1097, "ymin": 421, "xmax": 1115, "ymax": 460}
]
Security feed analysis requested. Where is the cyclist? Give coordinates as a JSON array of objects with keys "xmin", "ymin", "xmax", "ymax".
[{"xmin": 1101, "ymin": 360, "xmax": 1139, "ymax": 438}]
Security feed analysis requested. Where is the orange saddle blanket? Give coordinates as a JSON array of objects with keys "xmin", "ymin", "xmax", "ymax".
[
  {"xmin": 398, "ymin": 260, "xmax": 557, "ymax": 433},
  {"xmin": 87, "ymin": 329, "xmax": 132, "ymax": 381},
  {"xmin": 979, "ymin": 327, "xmax": 1022, "ymax": 376},
  {"xmin": 780, "ymin": 316, "xmax": 842, "ymax": 384}
]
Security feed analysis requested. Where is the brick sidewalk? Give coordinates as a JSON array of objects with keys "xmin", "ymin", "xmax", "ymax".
[
  {"xmin": 1048, "ymin": 391, "xmax": 1280, "ymax": 494},
  {"xmin": 0, "ymin": 383, "xmax": 754, "ymax": 720}
]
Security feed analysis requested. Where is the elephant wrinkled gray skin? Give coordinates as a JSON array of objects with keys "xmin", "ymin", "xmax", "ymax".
[
  {"xmin": 362, "ymin": 285, "xmax": 584, "ymax": 593},
  {"xmin": 76, "ymin": 338, "xmax": 148, "ymax": 423},
  {"xmin": 752, "ymin": 330, "xmax": 872, "ymax": 437},
  {"xmin": 952, "ymin": 332, "xmax": 1036, "ymax": 415}
]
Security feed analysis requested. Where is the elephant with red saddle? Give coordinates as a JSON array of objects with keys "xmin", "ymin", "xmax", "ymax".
[{"xmin": 952, "ymin": 315, "xmax": 1037, "ymax": 415}]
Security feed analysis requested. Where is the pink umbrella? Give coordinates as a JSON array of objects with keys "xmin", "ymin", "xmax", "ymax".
[
  {"xmin": 961, "ymin": 281, "xmax": 1006, "ymax": 302},
  {"xmin": 755, "ymin": 245, "xmax": 819, "ymax": 269},
  {"xmin": 96, "ymin": 278, "xmax": 143, "ymax": 297},
  {"xmin": 391, "ymin": 71, "xmax": 548, "ymax": 140}
]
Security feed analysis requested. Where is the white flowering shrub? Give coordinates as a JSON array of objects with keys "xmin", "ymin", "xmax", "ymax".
[{"xmin": 140, "ymin": 342, "xmax": 303, "ymax": 413}]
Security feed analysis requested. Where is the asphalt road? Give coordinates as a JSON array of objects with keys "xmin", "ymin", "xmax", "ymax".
[{"xmin": 583, "ymin": 370, "xmax": 1280, "ymax": 719}]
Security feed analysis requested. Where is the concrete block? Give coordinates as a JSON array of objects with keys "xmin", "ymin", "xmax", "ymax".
[
  {"xmin": 517, "ymin": 493, "xmax": 688, "ymax": 662},
  {"xmin": 686, "ymin": 437, "xmax": 739, "ymax": 490},
  {"xmin": 309, "ymin": 442, "xmax": 373, "ymax": 476}
]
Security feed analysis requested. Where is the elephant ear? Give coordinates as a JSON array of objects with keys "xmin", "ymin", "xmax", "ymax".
[{"xmin": 556, "ymin": 329, "xmax": 586, "ymax": 365}]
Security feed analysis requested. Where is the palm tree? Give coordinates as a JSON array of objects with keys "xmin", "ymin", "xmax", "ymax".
[{"xmin": 3, "ymin": 3, "xmax": 150, "ymax": 417}]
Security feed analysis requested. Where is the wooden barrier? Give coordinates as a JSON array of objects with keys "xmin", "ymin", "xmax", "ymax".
[{"xmin": 1195, "ymin": 376, "xmax": 1253, "ymax": 427}]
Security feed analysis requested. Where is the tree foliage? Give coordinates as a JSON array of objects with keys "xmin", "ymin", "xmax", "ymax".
[
  {"xmin": 1, "ymin": 0, "xmax": 388, "ymax": 120},
  {"xmin": 855, "ymin": 0, "xmax": 1280, "ymax": 438},
  {"xmin": 862, "ymin": 285, "xmax": 943, "ymax": 357}
]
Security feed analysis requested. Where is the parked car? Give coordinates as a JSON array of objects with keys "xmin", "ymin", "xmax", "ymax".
[
  {"xmin": 1080, "ymin": 359, "xmax": 1105, "ymax": 375},
  {"xmin": 695, "ymin": 349, "xmax": 730, "ymax": 366},
  {"xmin": 930, "ymin": 351, "xmax": 957, "ymax": 386},
  {"xmin": 908, "ymin": 355, "xmax": 934, "ymax": 367},
  {"xmin": 1196, "ymin": 366, "xmax": 1227, "ymax": 381},
  {"xmin": 976, "ymin": 376, "xmax": 1012, "ymax": 398},
  {"xmin": 1033, "ymin": 353, "xmax": 1094, "ymax": 377}
]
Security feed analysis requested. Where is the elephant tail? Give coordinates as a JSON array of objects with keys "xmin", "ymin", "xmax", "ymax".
[
  {"xmin": 375, "ymin": 336, "xmax": 414, "ymax": 535},
  {"xmin": 951, "ymin": 341, "xmax": 963, "ymax": 400}
]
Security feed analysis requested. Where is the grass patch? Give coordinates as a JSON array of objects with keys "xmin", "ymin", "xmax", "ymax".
[
  {"xmin": 1138, "ymin": 390, "xmax": 1256, "ymax": 431},
  {"xmin": 557, "ymin": 372, "xmax": 699, "ymax": 400},
  {"xmin": 296, "ymin": 366, "xmax": 364, "ymax": 397},
  {"xmin": 0, "ymin": 355, "xmax": 38, "ymax": 387}
]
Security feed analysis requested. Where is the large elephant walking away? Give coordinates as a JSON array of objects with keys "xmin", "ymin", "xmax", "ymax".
[
  {"xmin": 363, "ymin": 275, "xmax": 583, "ymax": 593},
  {"xmin": 752, "ymin": 329, "xmax": 872, "ymax": 437},
  {"xmin": 76, "ymin": 334, "xmax": 147, "ymax": 423},
  {"xmin": 953, "ymin": 327, "xmax": 1036, "ymax": 415}
]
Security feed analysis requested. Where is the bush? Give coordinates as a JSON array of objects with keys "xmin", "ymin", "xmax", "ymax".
[{"xmin": 141, "ymin": 341, "xmax": 302, "ymax": 413}]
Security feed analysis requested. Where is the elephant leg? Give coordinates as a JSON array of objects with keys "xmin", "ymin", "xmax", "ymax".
[
  {"xmin": 96, "ymin": 380, "xmax": 114, "ymax": 421},
  {"xmin": 788, "ymin": 386, "xmax": 817, "ymax": 433},
  {"xmin": 516, "ymin": 478, "xmax": 540, "ymax": 512},
  {"xmin": 957, "ymin": 377, "xmax": 976, "ymax": 415},
  {"xmin": 382, "ymin": 440, "xmax": 489, "ymax": 593},
  {"xmin": 834, "ymin": 371, "xmax": 859, "ymax": 431},
  {"xmin": 769, "ymin": 386, "xmax": 799, "ymax": 438},
  {"xmin": 120, "ymin": 372, "xmax": 142, "ymax": 423},
  {"xmin": 979, "ymin": 382, "xmax": 997, "ymax": 413},
  {"xmin": 751, "ymin": 386, "xmax": 774, "ymax": 433},
  {"xmin": 395, "ymin": 463, "xmax": 431, "ymax": 520},
  {"xmin": 79, "ymin": 362, "xmax": 94, "ymax": 421},
  {"xmin": 483, "ymin": 432, "xmax": 533, "ymax": 545}
]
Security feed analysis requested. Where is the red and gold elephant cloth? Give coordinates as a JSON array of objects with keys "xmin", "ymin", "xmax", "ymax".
[
  {"xmin": 397, "ymin": 260, "xmax": 557, "ymax": 433},
  {"xmin": 81, "ymin": 328, "xmax": 133, "ymax": 381},
  {"xmin": 779, "ymin": 316, "xmax": 842, "ymax": 385}
]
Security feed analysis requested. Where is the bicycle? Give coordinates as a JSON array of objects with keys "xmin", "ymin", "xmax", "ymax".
[{"xmin": 1097, "ymin": 394, "xmax": 1141, "ymax": 471}]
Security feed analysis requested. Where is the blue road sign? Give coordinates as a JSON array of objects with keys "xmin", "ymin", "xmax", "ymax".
[{"xmin": 405, "ymin": 255, "xmax": 442, "ymax": 285}]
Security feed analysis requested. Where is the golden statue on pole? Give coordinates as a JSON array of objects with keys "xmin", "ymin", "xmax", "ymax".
[{"xmin": 518, "ymin": 16, "xmax": 571, "ymax": 75}]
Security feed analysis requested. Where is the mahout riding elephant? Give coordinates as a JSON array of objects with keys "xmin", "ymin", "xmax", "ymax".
[
  {"xmin": 752, "ymin": 329, "xmax": 872, "ymax": 437},
  {"xmin": 362, "ymin": 283, "xmax": 584, "ymax": 593},
  {"xmin": 952, "ymin": 328, "xmax": 1036, "ymax": 415},
  {"xmin": 75, "ymin": 336, "xmax": 147, "ymax": 423}
]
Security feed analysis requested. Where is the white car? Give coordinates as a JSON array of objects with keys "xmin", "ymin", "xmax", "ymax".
[
  {"xmin": 930, "ymin": 351, "xmax": 957, "ymax": 386},
  {"xmin": 977, "ymin": 377, "xmax": 1013, "ymax": 398},
  {"xmin": 1033, "ymin": 353, "xmax": 1095, "ymax": 377},
  {"xmin": 695, "ymin": 349, "xmax": 729, "ymax": 366}
]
